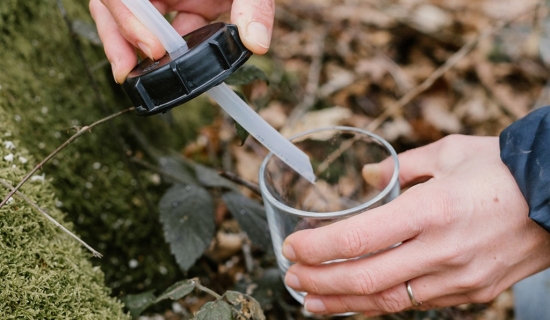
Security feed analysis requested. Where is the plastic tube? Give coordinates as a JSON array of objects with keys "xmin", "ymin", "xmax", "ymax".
[
  {"xmin": 120, "ymin": 0, "xmax": 316, "ymax": 183},
  {"xmin": 208, "ymin": 83, "xmax": 316, "ymax": 182},
  {"xmin": 120, "ymin": 0, "xmax": 188, "ymax": 56}
]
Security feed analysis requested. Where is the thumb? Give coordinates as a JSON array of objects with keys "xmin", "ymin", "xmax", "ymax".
[{"xmin": 231, "ymin": 0, "xmax": 275, "ymax": 54}]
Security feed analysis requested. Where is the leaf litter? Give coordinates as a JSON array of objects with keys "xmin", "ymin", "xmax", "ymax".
[{"xmin": 151, "ymin": 0, "xmax": 550, "ymax": 319}]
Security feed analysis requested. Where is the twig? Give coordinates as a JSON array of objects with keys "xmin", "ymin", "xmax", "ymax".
[
  {"xmin": 0, "ymin": 107, "xmax": 135, "ymax": 209},
  {"xmin": 219, "ymin": 171, "xmax": 261, "ymax": 196},
  {"xmin": 240, "ymin": 233, "xmax": 254, "ymax": 273},
  {"xmin": 0, "ymin": 179, "xmax": 102, "ymax": 258}
]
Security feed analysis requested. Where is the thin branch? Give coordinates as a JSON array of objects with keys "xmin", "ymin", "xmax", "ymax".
[
  {"xmin": 219, "ymin": 171, "xmax": 261, "ymax": 196},
  {"xmin": 0, "ymin": 179, "xmax": 102, "ymax": 258},
  {"xmin": 0, "ymin": 107, "xmax": 135, "ymax": 209}
]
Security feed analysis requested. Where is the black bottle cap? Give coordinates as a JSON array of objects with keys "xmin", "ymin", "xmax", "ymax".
[{"xmin": 122, "ymin": 22, "xmax": 252, "ymax": 116}]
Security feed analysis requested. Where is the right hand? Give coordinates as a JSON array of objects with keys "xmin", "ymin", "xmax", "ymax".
[{"xmin": 89, "ymin": 0, "xmax": 275, "ymax": 83}]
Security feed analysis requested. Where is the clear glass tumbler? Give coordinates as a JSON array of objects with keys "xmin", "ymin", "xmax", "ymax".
[{"xmin": 259, "ymin": 126, "xmax": 400, "ymax": 305}]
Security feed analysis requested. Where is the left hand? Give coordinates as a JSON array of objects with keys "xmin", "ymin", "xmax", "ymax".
[{"xmin": 282, "ymin": 135, "xmax": 550, "ymax": 316}]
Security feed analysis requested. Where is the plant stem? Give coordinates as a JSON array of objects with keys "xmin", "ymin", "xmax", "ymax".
[
  {"xmin": 194, "ymin": 280, "xmax": 222, "ymax": 299},
  {"xmin": 0, "ymin": 107, "xmax": 135, "ymax": 209}
]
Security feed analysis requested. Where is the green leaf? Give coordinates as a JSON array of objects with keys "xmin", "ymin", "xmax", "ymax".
[
  {"xmin": 222, "ymin": 192, "xmax": 271, "ymax": 251},
  {"xmin": 155, "ymin": 279, "xmax": 196, "ymax": 303},
  {"xmin": 159, "ymin": 156, "xmax": 198, "ymax": 185},
  {"xmin": 121, "ymin": 290, "xmax": 156, "ymax": 318},
  {"xmin": 223, "ymin": 291, "xmax": 265, "ymax": 320},
  {"xmin": 225, "ymin": 64, "xmax": 269, "ymax": 86},
  {"xmin": 194, "ymin": 163, "xmax": 238, "ymax": 191},
  {"xmin": 235, "ymin": 122, "xmax": 250, "ymax": 146},
  {"xmin": 230, "ymin": 90, "xmax": 252, "ymax": 145},
  {"xmin": 195, "ymin": 300, "xmax": 233, "ymax": 320},
  {"xmin": 159, "ymin": 184, "xmax": 216, "ymax": 271}
]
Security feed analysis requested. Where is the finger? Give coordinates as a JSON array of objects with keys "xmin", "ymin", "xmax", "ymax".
[
  {"xmin": 99, "ymin": 0, "xmax": 166, "ymax": 60},
  {"xmin": 171, "ymin": 12, "xmax": 210, "ymax": 36},
  {"xmin": 282, "ymin": 182, "xmax": 433, "ymax": 265},
  {"xmin": 231, "ymin": 0, "xmax": 275, "ymax": 54},
  {"xmin": 301, "ymin": 276, "xmax": 470, "ymax": 315},
  {"xmin": 285, "ymin": 238, "xmax": 432, "ymax": 296},
  {"xmin": 90, "ymin": 0, "xmax": 137, "ymax": 83},
  {"xmin": 363, "ymin": 143, "xmax": 442, "ymax": 190}
]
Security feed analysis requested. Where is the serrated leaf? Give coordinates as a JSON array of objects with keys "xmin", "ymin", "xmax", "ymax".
[
  {"xmin": 121, "ymin": 290, "xmax": 156, "ymax": 318},
  {"xmin": 159, "ymin": 156, "xmax": 198, "ymax": 185},
  {"xmin": 223, "ymin": 291, "xmax": 265, "ymax": 320},
  {"xmin": 222, "ymin": 192, "xmax": 271, "ymax": 250},
  {"xmin": 155, "ymin": 279, "xmax": 196, "ymax": 303},
  {"xmin": 224, "ymin": 290, "xmax": 245, "ymax": 306},
  {"xmin": 195, "ymin": 300, "xmax": 233, "ymax": 320},
  {"xmin": 194, "ymin": 163, "xmax": 238, "ymax": 191},
  {"xmin": 225, "ymin": 64, "xmax": 269, "ymax": 86},
  {"xmin": 159, "ymin": 184, "xmax": 215, "ymax": 271}
]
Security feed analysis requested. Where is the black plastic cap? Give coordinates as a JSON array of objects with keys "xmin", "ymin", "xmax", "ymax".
[{"xmin": 122, "ymin": 22, "xmax": 252, "ymax": 116}]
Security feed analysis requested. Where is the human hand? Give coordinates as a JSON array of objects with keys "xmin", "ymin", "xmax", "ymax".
[
  {"xmin": 281, "ymin": 135, "xmax": 550, "ymax": 315},
  {"xmin": 89, "ymin": 0, "xmax": 275, "ymax": 83}
]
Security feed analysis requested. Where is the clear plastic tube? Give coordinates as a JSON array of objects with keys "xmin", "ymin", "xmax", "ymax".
[
  {"xmin": 208, "ymin": 83, "xmax": 316, "ymax": 183},
  {"xmin": 120, "ymin": 0, "xmax": 316, "ymax": 183},
  {"xmin": 120, "ymin": 0, "xmax": 188, "ymax": 56}
]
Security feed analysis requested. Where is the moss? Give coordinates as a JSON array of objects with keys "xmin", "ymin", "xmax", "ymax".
[
  {"xmin": 0, "ymin": 113, "xmax": 129, "ymax": 318},
  {"xmin": 0, "ymin": 0, "xmax": 213, "ymax": 314}
]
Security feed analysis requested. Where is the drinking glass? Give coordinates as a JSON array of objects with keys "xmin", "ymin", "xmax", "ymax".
[{"xmin": 259, "ymin": 126, "xmax": 400, "ymax": 305}]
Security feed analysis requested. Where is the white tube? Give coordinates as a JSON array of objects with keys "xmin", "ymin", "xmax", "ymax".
[
  {"xmin": 120, "ymin": 0, "xmax": 188, "ymax": 55},
  {"xmin": 120, "ymin": 0, "xmax": 316, "ymax": 183},
  {"xmin": 208, "ymin": 84, "xmax": 316, "ymax": 183}
]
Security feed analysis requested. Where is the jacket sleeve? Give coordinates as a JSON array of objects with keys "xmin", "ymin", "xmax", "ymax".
[{"xmin": 499, "ymin": 106, "xmax": 550, "ymax": 233}]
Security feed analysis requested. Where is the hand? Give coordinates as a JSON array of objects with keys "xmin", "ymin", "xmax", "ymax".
[
  {"xmin": 281, "ymin": 135, "xmax": 550, "ymax": 316},
  {"xmin": 89, "ymin": 0, "xmax": 275, "ymax": 83}
]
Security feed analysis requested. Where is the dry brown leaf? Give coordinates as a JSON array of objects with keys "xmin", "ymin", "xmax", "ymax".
[
  {"xmin": 232, "ymin": 146, "xmax": 263, "ymax": 186},
  {"xmin": 280, "ymin": 106, "xmax": 353, "ymax": 138},
  {"xmin": 258, "ymin": 102, "xmax": 287, "ymax": 129},
  {"xmin": 420, "ymin": 96, "xmax": 462, "ymax": 133}
]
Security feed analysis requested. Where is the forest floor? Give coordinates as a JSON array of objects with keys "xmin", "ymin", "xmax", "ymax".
[{"xmin": 142, "ymin": 0, "xmax": 550, "ymax": 319}]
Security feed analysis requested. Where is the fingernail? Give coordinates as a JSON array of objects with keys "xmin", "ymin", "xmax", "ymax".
[
  {"xmin": 362, "ymin": 163, "xmax": 382, "ymax": 189},
  {"xmin": 137, "ymin": 42, "xmax": 153, "ymax": 60},
  {"xmin": 305, "ymin": 298, "xmax": 326, "ymax": 313},
  {"xmin": 285, "ymin": 272, "xmax": 301, "ymax": 289},
  {"xmin": 246, "ymin": 22, "xmax": 270, "ymax": 49},
  {"xmin": 110, "ymin": 62, "xmax": 119, "ymax": 84},
  {"xmin": 282, "ymin": 241, "xmax": 296, "ymax": 261}
]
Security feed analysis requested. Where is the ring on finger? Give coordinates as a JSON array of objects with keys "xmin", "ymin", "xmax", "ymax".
[{"xmin": 406, "ymin": 280, "xmax": 422, "ymax": 307}]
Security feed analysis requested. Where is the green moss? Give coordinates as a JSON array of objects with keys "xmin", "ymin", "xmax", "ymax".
[
  {"xmin": 0, "ymin": 0, "xmax": 215, "ymax": 314},
  {"xmin": 0, "ymin": 114, "xmax": 129, "ymax": 318}
]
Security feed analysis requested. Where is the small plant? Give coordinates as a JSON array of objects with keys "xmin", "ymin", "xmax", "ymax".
[{"xmin": 122, "ymin": 278, "xmax": 265, "ymax": 320}]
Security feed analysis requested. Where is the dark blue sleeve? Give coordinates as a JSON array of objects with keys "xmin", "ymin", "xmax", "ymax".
[{"xmin": 499, "ymin": 106, "xmax": 550, "ymax": 233}]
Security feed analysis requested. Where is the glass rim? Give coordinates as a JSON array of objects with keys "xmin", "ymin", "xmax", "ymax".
[{"xmin": 258, "ymin": 126, "xmax": 400, "ymax": 218}]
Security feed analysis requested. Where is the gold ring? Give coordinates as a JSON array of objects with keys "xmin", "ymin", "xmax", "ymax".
[{"xmin": 406, "ymin": 280, "xmax": 422, "ymax": 307}]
